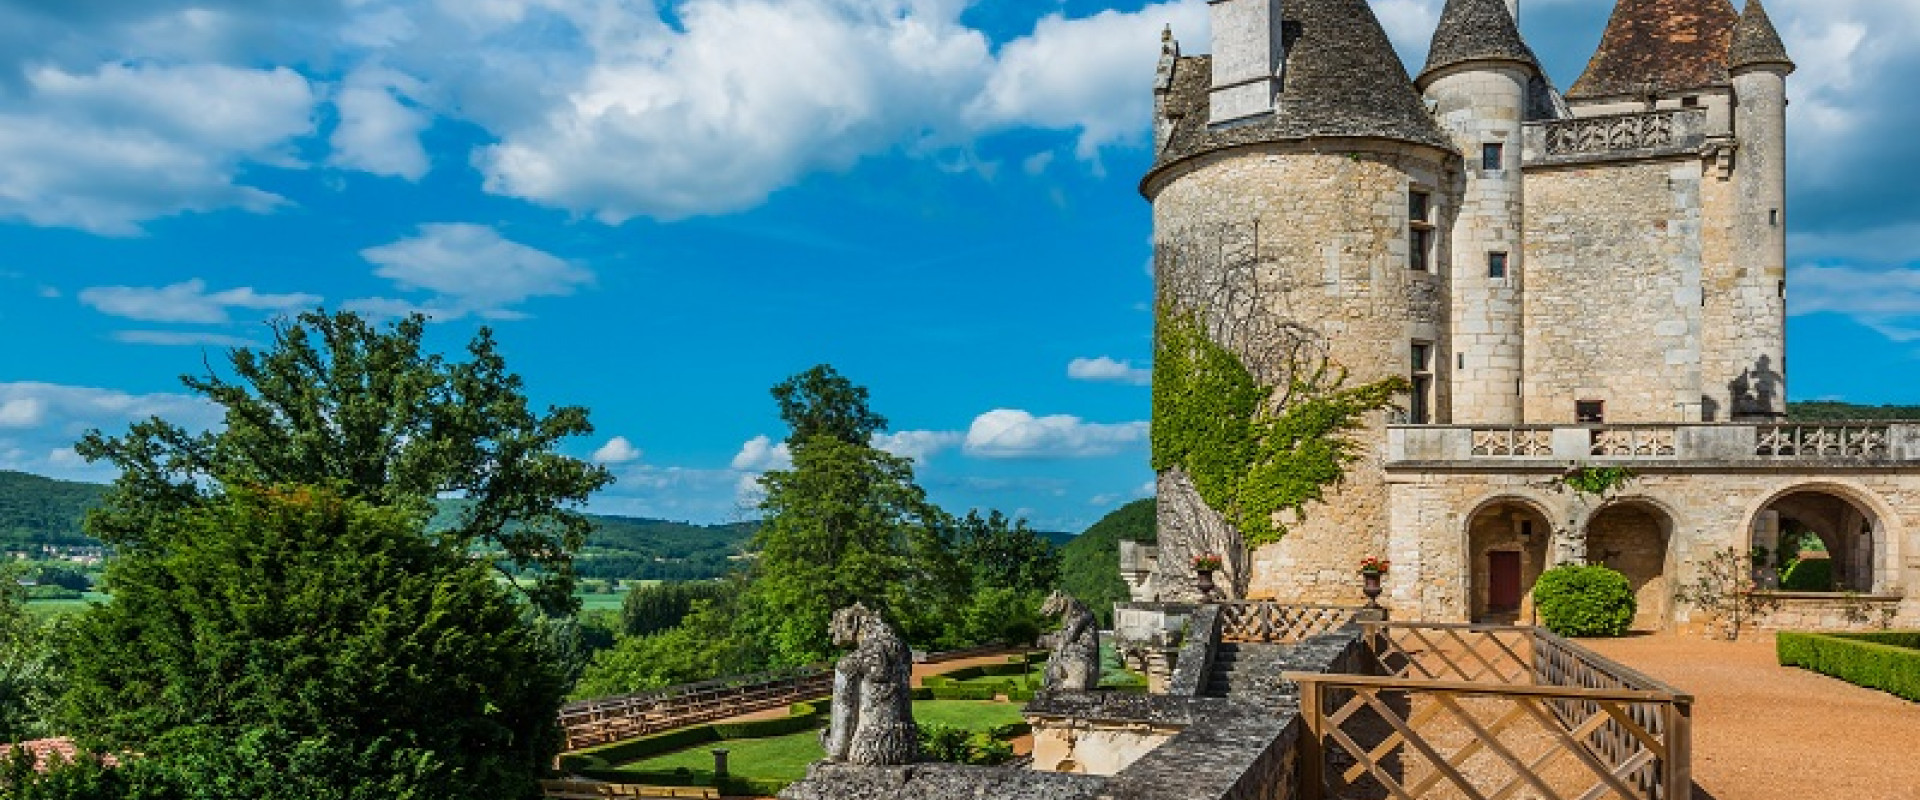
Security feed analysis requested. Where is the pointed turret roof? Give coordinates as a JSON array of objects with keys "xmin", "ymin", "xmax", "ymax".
[
  {"xmin": 1728, "ymin": 0, "xmax": 1794, "ymax": 73},
  {"xmin": 1567, "ymin": 0, "xmax": 1740, "ymax": 101},
  {"xmin": 1147, "ymin": 0, "xmax": 1453, "ymax": 182},
  {"xmin": 1419, "ymin": 0, "xmax": 1539, "ymax": 85}
]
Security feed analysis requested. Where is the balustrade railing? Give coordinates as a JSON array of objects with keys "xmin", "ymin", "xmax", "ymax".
[
  {"xmin": 1590, "ymin": 426, "xmax": 1678, "ymax": 458},
  {"xmin": 1396, "ymin": 422, "xmax": 1915, "ymax": 464},
  {"xmin": 1470, "ymin": 427, "xmax": 1555, "ymax": 458},
  {"xmin": 1539, "ymin": 110, "xmax": 1680, "ymax": 157},
  {"xmin": 1755, "ymin": 424, "xmax": 1890, "ymax": 458}
]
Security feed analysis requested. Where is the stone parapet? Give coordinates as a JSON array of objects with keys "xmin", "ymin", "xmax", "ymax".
[
  {"xmin": 1388, "ymin": 422, "xmax": 1920, "ymax": 467},
  {"xmin": 1522, "ymin": 109, "xmax": 1710, "ymax": 167}
]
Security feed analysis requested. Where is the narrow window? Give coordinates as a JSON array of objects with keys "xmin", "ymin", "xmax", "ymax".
[
  {"xmin": 1481, "ymin": 143, "xmax": 1504, "ymax": 171},
  {"xmin": 1681, "ymin": 96, "xmax": 1700, "ymax": 108},
  {"xmin": 1576, "ymin": 400, "xmax": 1605, "ymax": 424},
  {"xmin": 1411, "ymin": 342, "xmax": 1434, "ymax": 425},
  {"xmin": 1488, "ymin": 251, "xmax": 1509, "ymax": 279},
  {"xmin": 1408, "ymin": 191, "xmax": 1433, "ymax": 272}
]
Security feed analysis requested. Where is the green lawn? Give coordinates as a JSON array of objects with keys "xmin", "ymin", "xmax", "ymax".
[
  {"xmin": 614, "ymin": 700, "xmax": 1025, "ymax": 783},
  {"xmin": 23, "ymin": 591, "xmax": 110, "ymax": 618}
]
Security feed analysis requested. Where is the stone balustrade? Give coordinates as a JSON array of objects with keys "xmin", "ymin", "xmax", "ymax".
[{"xmin": 1389, "ymin": 423, "xmax": 1920, "ymax": 465}]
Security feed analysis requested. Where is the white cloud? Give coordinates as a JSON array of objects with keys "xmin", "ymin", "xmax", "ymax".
[
  {"xmin": 591, "ymin": 435, "xmax": 644, "ymax": 465},
  {"xmin": 730, "ymin": 435, "xmax": 793, "ymax": 472},
  {"xmin": 113, "ymin": 330, "xmax": 261, "ymax": 348},
  {"xmin": 1790, "ymin": 263, "xmax": 1920, "ymax": 341},
  {"xmin": 963, "ymin": 409, "xmax": 1149, "ymax": 459},
  {"xmin": 79, "ymin": 278, "xmax": 319, "ymax": 324},
  {"xmin": 0, "ymin": 381, "xmax": 222, "ymax": 482},
  {"xmin": 356, "ymin": 223, "xmax": 590, "ymax": 320},
  {"xmin": 871, "ymin": 429, "xmax": 964, "ymax": 462},
  {"xmin": 1067, "ymin": 356, "xmax": 1152, "ymax": 386},
  {"xmin": 0, "ymin": 62, "xmax": 316, "ymax": 234},
  {"xmin": 329, "ymin": 67, "xmax": 433, "ymax": 179}
]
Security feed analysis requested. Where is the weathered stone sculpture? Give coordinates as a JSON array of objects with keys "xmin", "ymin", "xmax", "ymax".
[
  {"xmin": 820, "ymin": 603, "xmax": 919, "ymax": 765},
  {"xmin": 1041, "ymin": 591, "xmax": 1100, "ymax": 691}
]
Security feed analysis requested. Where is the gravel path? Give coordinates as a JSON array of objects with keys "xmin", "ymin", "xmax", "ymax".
[{"xmin": 1581, "ymin": 632, "xmax": 1920, "ymax": 800}]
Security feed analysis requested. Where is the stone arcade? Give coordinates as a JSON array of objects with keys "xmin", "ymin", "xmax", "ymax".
[{"xmin": 1143, "ymin": 0, "xmax": 1920, "ymax": 632}]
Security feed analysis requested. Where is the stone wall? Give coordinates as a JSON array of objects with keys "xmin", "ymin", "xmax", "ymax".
[
  {"xmin": 1523, "ymin": 156, "xmax": 1705, "ymax": 424},
  {"xmin": 1384, "ymin": 465, "xmax": 1920, "ymax": 629},
  {"xmin": 1148, "ymin": 141, "xmax": 1452, "ymax": 606}
]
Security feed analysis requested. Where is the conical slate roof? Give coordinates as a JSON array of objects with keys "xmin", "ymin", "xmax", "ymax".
[
  {"xmin": 1728, "ymin": 0, "xmax": 1794, "ymax": 72},
  {"xmin": 1419, "ymin": 0, "xmax": 1539, "ymax": 85},
  {"xmin": 1147, "ymin": 0, "xmax": 1454, "ymax": 183},
  {"xmin": 1567, "ymin": 0, "xmax": 1740, "ymax": 100}
]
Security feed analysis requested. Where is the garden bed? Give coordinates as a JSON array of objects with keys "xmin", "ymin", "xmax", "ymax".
[{"xmin": 1777, "ymin": 631, "xmax": 1920, "ymax": 702}]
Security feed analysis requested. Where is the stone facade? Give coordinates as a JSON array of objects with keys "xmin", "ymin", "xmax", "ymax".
[{"xmin": 1142, "ymin": 0, "xmax": 1919, "ymax": 630}]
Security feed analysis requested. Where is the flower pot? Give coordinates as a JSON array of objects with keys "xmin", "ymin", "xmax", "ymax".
[
  {"xmin": 1195, "ymin": 569, "xmax": 1217, "ymax": 601},
  {"xmin": 1362, "ymin": 570, "xmax": 1383, "ymax": 608}
]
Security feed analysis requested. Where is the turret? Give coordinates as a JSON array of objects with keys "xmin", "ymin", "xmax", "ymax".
[
  {"xmin": 1723, "ymin": 0, "xmax": 1794, "ymax": 419},
  {"xmin": 1418, "ymin": 0, "xmax": 1539, "ymax": 425}
]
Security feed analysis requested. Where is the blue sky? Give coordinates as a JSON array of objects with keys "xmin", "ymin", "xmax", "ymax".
[{"xmin": 1, "ymin": 0, "xmax": 1917, "ymax": 532}]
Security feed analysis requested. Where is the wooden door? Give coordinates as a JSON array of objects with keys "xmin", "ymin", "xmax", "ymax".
[{"xmin": 1489, "ymin": 551, "xmax": 1523, "ymax": 611}]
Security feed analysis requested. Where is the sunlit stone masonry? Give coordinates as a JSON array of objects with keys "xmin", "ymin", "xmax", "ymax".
[{"xmin": 1142, "ymin": 0, "xmax": 1920, "ymax": 632}]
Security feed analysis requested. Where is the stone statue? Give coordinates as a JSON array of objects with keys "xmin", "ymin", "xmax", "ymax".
[
  {"xmin": 820, "ymin": 603, "xmax": 919, "ymax": 765},
  {"xmin": 1040, "ymin": 591, "xmax": 1100, "ymax": 691}
]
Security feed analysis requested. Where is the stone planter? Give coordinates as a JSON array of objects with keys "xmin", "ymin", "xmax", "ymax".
[{"xmin": 1362, "ymin": 570, "xmax": 1384, "ymax": 608}]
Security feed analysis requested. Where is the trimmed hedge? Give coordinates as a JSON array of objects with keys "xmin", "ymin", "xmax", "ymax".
[
  {"xmin": 1531, "ymin": 564, "xmax": 1637, "ymax": 638},
  {"xmin": 1780, "ymin": 558, "xmax": 1834, "ymax": 592},
  {"xmin": 1778, "ymin": 631, "xmax": 1920, "ymax": 702},
  {"xmin": 1834, "ymin": 631, "xmax": 1920, "ymax": 650}
]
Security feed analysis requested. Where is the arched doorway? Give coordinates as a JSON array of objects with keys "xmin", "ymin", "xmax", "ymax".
[
  {"xmin": 1750, "ymin": 488, "xmax": 1882, "ymax": 593},
  {"xmin": 1585, "ymin": 501, "xmax": 1675, "ymax": 631},
  {"xmin": 1467, "ymin": 500, "xmax": 1552, "ymax": 623}
]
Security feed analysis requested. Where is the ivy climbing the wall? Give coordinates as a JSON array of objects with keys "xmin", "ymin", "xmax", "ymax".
[{"xmin": 1151, "ymin": 305, "xmax": 1407, "ymax": 550}]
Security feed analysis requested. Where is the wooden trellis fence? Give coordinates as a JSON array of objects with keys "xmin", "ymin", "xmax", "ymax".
[
  {"xmin": 1287, "ymin": 622, "xmax": 1692, "ymax": 800},
  {"xmin": 557, "ymin": 667, "xmax": 832, "ymax": 751}
]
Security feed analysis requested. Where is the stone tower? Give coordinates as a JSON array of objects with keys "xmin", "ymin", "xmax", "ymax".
[
  {"xmin": 1724, "ymin": 0, "xmax": 1794, "ymax": 420},
  {"xmin": 1145, "ymin": 0, "xmax": 1456, "ymax": 603},
  {"xmin": 1416, "ymin": 0, "xmax": 1546, "ymax": 425}
]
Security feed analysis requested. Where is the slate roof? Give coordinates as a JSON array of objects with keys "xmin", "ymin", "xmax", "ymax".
[
  {"xmin": 1566, "ymin": 0, "xmax": 1740, "ymax": 100},
  {"xmin": 1147, "ymin": 0, "xmax": 1455, "ymax": 185},
  {"xmin": 1419, "ymin": 0, "xmax": 1540, "ymax": 84},
  {"xmin": 1728, "ymin": 0, "xmax": 1794, "ymax": 72}
]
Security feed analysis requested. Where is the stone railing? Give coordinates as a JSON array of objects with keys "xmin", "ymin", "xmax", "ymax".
[
  {"xmin": 1523, "ymin": 109, "xmax": 1708, "ymax": 166},
  {"xmin": 1390, "ymin": 422, "xmax": 1920, "ymax": 465}
]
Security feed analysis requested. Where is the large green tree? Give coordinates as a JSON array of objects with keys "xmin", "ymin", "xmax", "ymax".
[
  {"xmin": 0, "ymin": 564, "xmax": 58, "ymax": 743},
  {"xmin": 58, "ymin": 484, "xmax": 567, "ymax": 800},
  {"xmin": 75, "ymin": 310, "xmax": 611, "ymax": 613}
]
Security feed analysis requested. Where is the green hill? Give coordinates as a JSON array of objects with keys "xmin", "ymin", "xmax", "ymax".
[
  {"xmin": 0, "ymin": 470, "xmax": 106, "ymax": 551},
  {"xmin": 1059, "ymin": 498, "xmax": 1157, "ymax": 626},
  {"xmin": 1787, "ymin": 402, "xmax": 1920, "ymax": 421}
]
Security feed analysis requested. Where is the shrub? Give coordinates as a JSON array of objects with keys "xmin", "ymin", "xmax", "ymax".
[
  {"xmin": 1531, "ymin": 565, "xmax": 1636, "ymax": 638},
  {"xmin": 1778, "ymin": 631, "xmax": 1920, "ymax": 702},
  {"xmin": 1780, "ymin": 558, "xmax": 1834, "ymax": 592}
]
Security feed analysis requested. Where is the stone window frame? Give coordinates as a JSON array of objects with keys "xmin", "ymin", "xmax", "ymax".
[
  {"xmin": 1575, "ymin": 399, "xmax": 1605, "ymax": 424},
  {"xmin": 1488, "ymin": 251, "xmax": 1509, "ymax": 280},
  {"xmin": 1408, "ymin": 189, "xmax": 1435, "ymax": 273},
  {"xmin": 1481, "ymin": 142, "xmax": 1504, "ymax": 172},
  {"xmin": 1410, "ymin": 341, "xmax": 1435, "ymax": 425}
]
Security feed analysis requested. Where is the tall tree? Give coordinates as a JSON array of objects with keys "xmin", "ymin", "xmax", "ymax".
[
  {"xmin": 75, "ymin": 310, "xmax": 612, "ymax": 613},
  {"xmin": 58, "ymin": 485, "xmax": 567, "ymax": 799},
  {"xmin": 0, "ymin": 564, "xmax": 57, "ymax": 743},
  {"xmin": 770, "ymin": 364, "xmax": 888, "ymax": 447},
  {"xmin": 954, "ymin": 509, "xmax": 1060, "ymax": 596}
]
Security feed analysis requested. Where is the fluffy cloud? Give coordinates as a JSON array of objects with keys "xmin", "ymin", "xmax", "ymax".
[
  {"xmin": 1790, "ymin": 264, "xmax": 1920, "ymax": 341},
  {"xmin": 328, "ymin": 67, "xmax": 433, "ymax": 180},
  {"xmin": 730, "ymin": 435, "xmax": 793, "ymax": 472},
  {"xmin": 871, "ymin": 429, "xmax": 965, "ymax": 462},
  {"xmin": 112, "ymin": 330, "xmax": 261, "ymax": 348},
  {"xmin": 79, "ymin": 278, "xmax": 319, "ymax": 324},
  {"xmin": 0, "ymin": 381, "xmax": 221, "ymax": 481},
  {"xmin": 355, "ymin": 223, "xmax": 591, "ymax": 320},
  {"xmin": 963, "ymin": 409, "xmax": 1148, "ymax": 459},
  {"xmin": 591, "ymin": 435, "xmax": 644, "ymax": 465},
  {"xmin": 0, "ymin": 61, "xmax": 316, "ymax": 234},
  {"xmin": 1067, "ymin": 356, "xmax": 1152, "ymax": 386}
]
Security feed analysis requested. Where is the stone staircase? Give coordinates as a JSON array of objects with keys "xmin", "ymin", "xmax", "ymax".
[{"xmin": 1203, "ymin": 642, "xmax": 1297, "ymax": 708}]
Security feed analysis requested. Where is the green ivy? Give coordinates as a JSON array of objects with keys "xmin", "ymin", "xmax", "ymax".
[
  {"xmin": 1151, "ymin": 305, "xmax": 1406, "ymax": 549},
  {"xmin": 1560, "ymin": 465, "xmax": 1636, "ymax": 498}
]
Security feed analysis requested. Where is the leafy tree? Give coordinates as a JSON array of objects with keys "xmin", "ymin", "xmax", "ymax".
[
  {"xmin": 0, "ymin": 564, "xmax": 59, "ymax": 743},
  {"xmin": 621, "ymin": 581, "xmax": 732, "ymax": 637},
  {"xmin": 954, "ymin": 510, "xmax": 1060, "ymax": 596},
  {"xmin": 75, "ymin": 310, "xmax": 611, "ymax": 613},
  {"xmin": 57, "ymin": 485, "xmax": 568, "ymax": 799},
  {"xmin": 573, "ymin": 598, "xmax": 764, "ymax": 699},
  {"xmin": 771, "ymin": 364, "xmax": 888, "ymax": 447}
]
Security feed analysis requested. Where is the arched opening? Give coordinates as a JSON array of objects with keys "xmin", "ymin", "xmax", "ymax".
[
  {"xmin": 1584, "ymin": 501, "xmax": 1675, "ymax": 631},
  {"xmin": 1467, "ymin": 500, "xmax": 1552, "ymax": 624},
  {"xmin": 1750, "ymin": 489, "xmax": 1881, "ymax": 593}
]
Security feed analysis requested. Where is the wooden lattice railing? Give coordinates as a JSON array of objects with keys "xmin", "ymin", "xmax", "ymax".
[
  {"xmin": 1219, "ymin": 602, "xmax": 1364, "ymax": 643},
  {"xmin": 558, "ymin": 667, "xmax": 832, "ymax": 751},
  {"xmin": 1288, "ymin": 623, "xmax": 1692, "ymax": 800}
]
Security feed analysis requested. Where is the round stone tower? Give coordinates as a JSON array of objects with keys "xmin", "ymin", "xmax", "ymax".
[
  {"xmin": 1726, "ymin": 0, "xmax": 1794, "ymax": 419},
  {"xmin": 1144, "ymin": 0, "xmax": 1458, "ymax": 606},
  {"xmin": 1416, "ymin": 0, "xmax": 1542, "ymax": 426}
]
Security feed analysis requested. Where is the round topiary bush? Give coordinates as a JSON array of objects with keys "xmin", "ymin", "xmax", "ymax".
[{"xmin": 1531, "ymin": 565, "xmax": 1637, "ymax": 638}]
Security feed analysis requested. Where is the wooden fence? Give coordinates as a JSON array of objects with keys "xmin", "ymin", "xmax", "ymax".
[
  {"xmin": 540, "ymin": 779, "xmax": 718, "ymax": 798},
  {"xmin": 557, "ymin": 667, "xmax": 832, "ymax": 751},
  {"xmin": 1286, "ymin": 622, "xmax": 1692, "ymax": 800},
  {"xmin": 1219, "ymin": 602, "xmax": 1364, "ymax": 643}
]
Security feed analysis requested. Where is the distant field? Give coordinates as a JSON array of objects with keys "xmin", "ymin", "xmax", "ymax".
[{"xmin": 24, "ymin": 591, "xmax": 110, "ymax": 617}]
